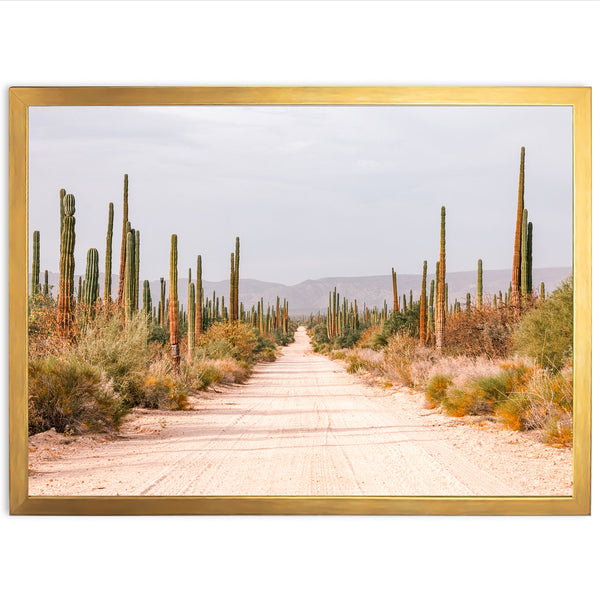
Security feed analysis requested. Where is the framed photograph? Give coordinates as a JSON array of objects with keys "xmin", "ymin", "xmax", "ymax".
[{"xmin": 9, "ymin": 86, "xmax": 590, "ymax": 515}]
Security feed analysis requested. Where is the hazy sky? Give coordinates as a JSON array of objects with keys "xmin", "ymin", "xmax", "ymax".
[{"xmin": 29, "ymin": 105, "xmax": 573, "ymax": 285}]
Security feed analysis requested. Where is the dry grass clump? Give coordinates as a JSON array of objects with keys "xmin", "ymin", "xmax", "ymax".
[
  {"xmin": 28, "ymin": 355, "xmax": 125, "ymax": 435},
  {"xmin": 142, "ymin": 374, "xmax": 189, "ymax": 410}
]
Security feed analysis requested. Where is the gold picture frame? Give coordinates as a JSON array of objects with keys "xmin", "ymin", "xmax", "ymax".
[{"xmin": 9, "ymin": 86, "xmax": 591, "ymax": 515}]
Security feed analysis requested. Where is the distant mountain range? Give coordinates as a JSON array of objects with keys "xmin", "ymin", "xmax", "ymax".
[{"xmin": 39, "ymin": 267, "xmax": 571, "ymax": 316}]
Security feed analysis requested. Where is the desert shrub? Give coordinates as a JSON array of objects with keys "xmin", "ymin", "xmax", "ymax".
[
  {"xmin": 333, "ymin": 326, "xmax": 362, "ymax": 349},
  {"xmin": 444, "ymin": 306, "xmax": 515, "ymax": 359},
  {"xmin": 425, "ymin": 374, "xmax": 453, "ymax": 408},
  {"xmin": 345, "ymin": 354, "xmax": 384, "ymax": 376},
  {"xmin": 443, "ymin": 384, "xmax": 491, "ymax": 416},
  {"xmin": 271, "ymin": 327, "xmax": 295, "ymax": 347},
  {"xmin": 74, "ymin": 311, "xmax": 150, "ymax": 408},
  {"xmin": 497, "ymin": 365, "xmax": 572, "ymax": 443},
  {"xmin": 197, "ymin": 321, "xmax": 261, "ymax": 364},
  {"xmin": 147, "ymin": 324, "xmax": 169, "ymax": 345},
  {"xmin": 512, "ymin": 278, "xmax": 573, "ymax": 371},
  {"xmin": 377, "ymin": 309, "xmax": 420, "ymax": 347},
  {"xmin": 382, "ymin": 332, "xmax": 419, "ymax": 385},
  {"xmin": 28, "ymin": 355, "xmax": 124, "ymax": 435},
  {"xmin": 142, "ymin": 374, "xmax": 189, "ymax": 410},
  {"xmin": 312, "ymin": 323, "xmax": 330, "ymax": 345},
  {"xmin": 357, "ymin": 325, "xmax": 381, "ymax": 348}
]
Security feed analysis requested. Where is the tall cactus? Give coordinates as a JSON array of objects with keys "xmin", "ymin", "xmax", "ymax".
[
  {"xmin": 526, "ymin": 221, "xmax": 533, "ymax": 295},
  {"xmin": 477, "ymin": 258, "xmax": 483, "ymax": 309},
  {"xmin": 58, "ymin": 193, "xmax": 76, "ymax": 336},
  {"xmin": 188, "ymin": 279, "xmax": 195, "ymax": 360},
  {"xmin": 82, "ymin": 248, "xmax": 99, "ymax": 309},
  {"xmin": 435, "ymin": 206, "xmax": 446, "ymax": 349},
  {"xmin": 104, "ymin": 202, "xmax": 114, "ymax": 306},
  {"xmin": 43, "ymin": 270, "xmax": 49, "ymax": 297},
  {"xmin": 466, "ymin": 292, "xmax": 471, "ymax": 312},
  {"xmin": 195, "ymin": 255, "xmax": 203, "ymax": 337},
  {"xmin": 392, "ymin": 268, "xmax": 399, "ymax": 312},
  {"xmin": 31, "ymin": 230, "xmax": 40, "ymax": 296},
  {"xmin": 124, "ymin": 231, "xmax": 136, "ymax": 322},
  {"xmin": 520, "ymin": 208, "xmax": 528, "ymax": 298},
  {"xmin": 160, "ymin": 277, "xmax": 166, "ymax": 325},
  {"xmin": 77, "ymin": 276, "xmax": 82, "ymax": 304},
  {"xmin": 169, "ymin": 234, "xmax": 180, "ymax": 373},
  {"xmin": 229, "ymin": 252, "xmax": 235, "ymax": 324},
  {"xmin": 117, "ymin": 174, "xmax": 129, "ymax": 306},
  {"xmin": 59, "ymin": 188, "xmax": 66, "ymax": 241},
  {"xmin": 419, "ymin": 260, "xmax": 427, "ymax": 344},
  {"xmin": 540, "ymin": 282, "xmax": 546, "ymax": 302},
  {"xmin": 134, "ymin": 230, "xmax": 140, "ymax": 311},
  {"xmin": 143, "ymin": 280, "xmax": 152, "ymax": 317},
  {"xmin": 511, "ymin": 147, "xmax": 525, "ymax": 308},
  {"xmin": 234, "ymin": 236, "xmax": 240, "ymax": 320}
]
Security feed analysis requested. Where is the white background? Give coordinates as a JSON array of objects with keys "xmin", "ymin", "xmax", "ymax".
[{"xmin": 1, "ymin": 2, "xmax": 597, "ymax": 599}]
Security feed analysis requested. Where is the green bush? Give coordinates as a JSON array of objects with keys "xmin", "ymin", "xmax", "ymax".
[
  {"xmin": 512, "ymin": 278, "xmax": 573, "ymax": 371},
  {"xmin": 425, "ymin": 374, "xmax": 452, "ymax": 408},
  {"xmin": 28, "ymin": 355, "xmax": 125, "ymax": 435}
]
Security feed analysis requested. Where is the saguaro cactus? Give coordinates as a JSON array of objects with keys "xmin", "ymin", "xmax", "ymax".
[
  {"xmin": 511, "ymin": 147, "xmax": 525, "ymax": 308},
  {"xmin": 77, "ymin": 276, "xmax": 82, "ymax": 304},
  {"xmin": 160, "ymin": 277, "xmax": 166, "ymax": 325},
  {"xmin": 419, "ymin": 260, "xmax": 427, "ymax": 344},
  {"xmin": 526, "ymin": 221, "xmax": 533, "ymax": 295},
  {"xmin": 195, "ymin": 255, "xmax": 203, "ymax": 337},
  {"xmin": 169, "ymin": 234, "xmax": 180, "ymax": 373},
  {"xmin": 520, "ymin": 208, "xmax": 528, "ymax": 298},
  {"xmin": 477, "ymin": 259, "xmax": 483, "ymax": 309},
  {"xmin": 392, "ymin": 268, "xmax": 399, "ymax": 312},
  {"xmin": 59, "ymin": 188, "xmax": 66, "ymax": 240},
  {"xmin": 104, "ymin": 202, "xmax": 114, "ymax": 306},
  {"xmin": 58, "ymin": 193, "xmax": 76, "ymax": 336},
  {"xmin": 229, "ymin": 252, "xmax": 235, "ymax": 324},
  {"xmin": 540, "ymin": 282, "xmax": 546, "ymax": 301},
  {"xmin": 435, "ymin": 206, "xmax": 446, "ymax": 349},
  {"xmin": 234, "ymin": 236, "xmax": 240, "ymax": 320},
  {"xmin": 124, "ymin": 231, "xmax": 136, "ymax": 322},
  {"xmin": 134, "ymin": 230, "xmax": 140, "ymax": 311},
  {"xmin": 117, "ymin": 174, "xmax": 129, "ymax": 306},
  {"xmin": 82, "ymin": 248, "xmax": 99, "ymax": 309},
  {"xmin": 31, "ymin": 230, "xmax": 40, "ymax": 296},
  {"xmin": 43, "ymin": 270, "xmax": 49, "ymax": 297},
  {"xmin": 143, "ymin": 280, "xmax": 152, "ymax": 317},
  {"xmin": 188, "ymin": 278, "xmax": 195, "ymax": 360}
]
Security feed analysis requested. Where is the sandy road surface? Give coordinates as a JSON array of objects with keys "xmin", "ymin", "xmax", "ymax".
[{"xmin": 29, "ymin": 327, "xmax": 572, "ymax": 496}]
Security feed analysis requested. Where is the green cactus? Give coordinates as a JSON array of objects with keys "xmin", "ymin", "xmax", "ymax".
[
  {"xmin": 124, "ymin": 231, "xmax": 136, "ymax": 322},
  {"xmin": 409, "ymin": 289, "xmax": 413, "ymax": 311},
  {"xmin": 134, "ymin": 229, "xmax": 140, "ymax": 311},
  {"xmin": 520, "ymin": 208, "xmax": 528, "ymax": 297},
  {"xmin": 104, "ymin": 202, "xmax": 114, "ymax": 306},
  {"xmin": 160, "ymin": 277, "xmax": 166, "ymax": 325},
  {"xmin": 195, "ymin": 255, "xmax": 203, "ymax": 337},
  {"xmin": 117, "ymin": 174, "xmax": 129, "ymax": 306},
  {"xmin": 477, "ymin": 258, "xmax": 483, "ymax": 310},
  {"xmin": 540, "ymin": 282, "xmax": 546, "ymax": 302},
  {"xmin": 77, "ymin": 276, "xmax": 82, "ymax": 304},
  {"xmin": 58, "ymin": 193, "xmax": 76, "ymax": 336},
  {"xmin": 234, "ymin": 236, "xmax": 240, "ymax": 321},
  {"xmin": 82, "ymin": 247, "xmax": 99, "ymax": 312},
  {"xmin": 169, "ymin": 234, "xmax": 180, "ymax": 373},
  {"xmin": 392, "ymin": 268, "xmax": 399, "ymax": 312},
  {"xmin": 526, "ymin": 221, "xmax": 533, "ymax": 295},
  {"xmin": 512, "ymin": 147, "xmax": 525, "ymax": 307},
  {"xmin": 436, "ymin": 206, "xmax": 446, "ymax": 349},
  {"xmin": 31, "ymin": 230, "xmax": 40, "ymax": 296},
  {"xmin": 143, "ymin": 280, "xmax": 152, "ymax": 317},
  {"xmin": 188, "ymin": 279, "xmax": 195, "ymax": 359},
  {"xmin": 59, "ymin": 188, "xmax": 66, "ymax": 240},
  {"xmin": 43, "ymin": 270, "xmax": 49, "ymax": 297},
  {"xmin": 466, "ymin": 292, "xmax": 471, "ymax": 312},
  {"xmin": 229, "ymin": 252, "xmax": 235, "ymax": 324}
]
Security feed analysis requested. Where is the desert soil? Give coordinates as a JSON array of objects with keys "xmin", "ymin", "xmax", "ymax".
[{"xmin": 28, "ymin": 327, "xmax": 572, "ymax": 496}]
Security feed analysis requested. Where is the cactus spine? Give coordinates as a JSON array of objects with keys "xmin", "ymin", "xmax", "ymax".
[
  {"xmin": 477, "ymin": 259, "xmax": 483, "ymax": 309},
  {"xmin": 117, "ymin": 174, "xmax": 128, "ymax": 306},
  {"xmin": 104, "ymin": 202, "xmax": 114, "ymax": 306},
  {"xmin": 420, "ymin": 261, "xmax": 427, "ymax": 344},
  {"xmin": 435, "ymin": 206, "xmax": 446, "ymax": 349},
  {"xmin": 58, "ymin": 193, "xmax": 76, "ymax": 336},
  {"xmin": 511, "ymin": 147, "xmax": 525, "ymax": 309},
  {"xmin": 31, "ymin": 230, "xmax": 40, "ymax": 296},
  {"xmin": 124, "ymin": 231, "xmax": 136, "ymax": 322},
  {"xmin": 169, "ymin": 234, "xmax": 180, "ymax": 373}
]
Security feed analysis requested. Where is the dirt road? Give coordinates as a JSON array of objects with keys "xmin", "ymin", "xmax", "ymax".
[{"xmin": 29, "ymin": 327, "xmax": 572, "ymax": 496}]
